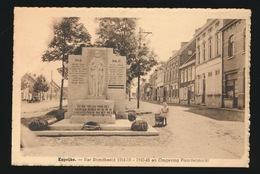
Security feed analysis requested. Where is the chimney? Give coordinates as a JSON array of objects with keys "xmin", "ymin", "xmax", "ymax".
[{"xmin": 181, "ymin": 42, "xmax": 188, "ymax": 47}]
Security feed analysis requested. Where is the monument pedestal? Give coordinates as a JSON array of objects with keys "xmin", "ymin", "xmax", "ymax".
[
  {"xmin": 70, "ymin": 115, "xmax": 116, "ymax": 124},
  {"xmin": 68, "ymin": 99, "xmax": 115, "ymax": 124}
]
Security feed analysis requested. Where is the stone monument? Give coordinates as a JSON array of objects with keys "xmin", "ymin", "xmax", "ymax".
[{"xmin": 65, "ymin": 47, "xmax": 127, "ymax": 124}]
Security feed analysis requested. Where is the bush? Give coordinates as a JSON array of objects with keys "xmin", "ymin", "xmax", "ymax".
[
  {"xmin": 128, "ymin": 112, "xmax": 137, "ymax": 121},
  {"xmin": 56, "ymin": 112, "xmax": 64, "ymax": 121},
  {"xmin": 131, "ymin": 120, "xmax": 148, "ymax": 131},
  {"xmin": 28, "ymin": 118, "xmax": 48, "ymax": 131},
  {"xmin": 82, "ymin": 121, "xmax": 101, "ymax": 130}
]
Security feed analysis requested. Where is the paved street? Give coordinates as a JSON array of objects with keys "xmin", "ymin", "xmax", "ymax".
[{"xmin": 21, "ymin": 99, "xmax": 246, "ymax": 159}]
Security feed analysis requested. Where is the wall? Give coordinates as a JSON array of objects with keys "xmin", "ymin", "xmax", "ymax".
[
  {"xmin": 195, "ymin": 19, "xmax": 225, "ymax": 108},
  {"xmin": 222, "ymin": 19, "xmax": 246, "ymax": 109}
]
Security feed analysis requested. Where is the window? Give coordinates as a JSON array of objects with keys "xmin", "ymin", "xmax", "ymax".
[
  {"xmin": 215, "ymin": 69, "xmax": 220, "ymax": 75},
  {"xmin": 225, "ymin": 73, "xmax": 237, "ymax": 98},
  {"xmin": 184, "ymin": 87, "xmax": 188, "ymax": 100},
  {"xmin": 171, "ymin": 68, "xmax": 174, "ymax": 80},
  {"xmin": 192, "ymin": 66, "xmax": 195, "ymax": 80},
  {"xmin": 185, "ymin": 69, "xmax": 188, "ymax": 82},
  {"xmin": 197, "ymin": 46, "xmax": 200, "ymax": 64},
  {"xmin": 215, "ymin": 33, "xmax": 220, "ymax": 56},
  {"xmin": 197, "ymin": 75, "xmax": 200, "ymax": 94},
  {"xmin": 228, "ymin": 35, "xmax": 234, "ymax": 57},
  {"xmin": 175, "ymin": 65, "xmax": 178, "ymax": 78},
  {"xmin": 202, "ymin": 42, "xmax": 206, "ymax": 62},
  {"xmin": 188, "ymin": 67, "xmax": 192, "ymax": 81},
  {"xmin": 181, "ymin": 70, "xmax": 184, "ymax": 83},
  {"xmin": 208, "ymin": 38, "xmax": 213, "ymax": 59},
  {"xmin": 169, "ymin": 70, "xmax": 171, "ymax": 81}
]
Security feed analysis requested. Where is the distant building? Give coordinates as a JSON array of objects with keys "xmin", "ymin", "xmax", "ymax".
[
  {"xmin": 47, "ymin": 80, "xmax": 61, "ymax": 100},
  {"xmin": 155, "ymin": 66, "xmax": 164, "ymax": 102},
  {"xmin": 179, "ymin": 38, "xmax": 196, "ymax": 105},
  {"xmin": 148, "ymin": 71, "xmax": 157, "ymax": 101},
  {"xmin": 21, "ymin": 73, "xmax": 61, "ymax": 101},
  {"xmin": 21, "ymin": 73, "xmax": 38, "ymax": 101},
  {"xmin": 163, "ymin": 52, "xmax": 180, "ymax": 103},
  {"xmin": 194, "ymin": 19, "xmax": 232, "ymax": 107},
  {"xmin": 220, "ymin": 19, "xmax": 246, "ymax": 109},
  {"xmin": 164, "ymin": 41, "xmax": 195, "ymax": 104}
]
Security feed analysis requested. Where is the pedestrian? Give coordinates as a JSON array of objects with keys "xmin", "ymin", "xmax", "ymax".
[{"xmin": 160, "ymin": 102, "xmax": 169, "ymax": 126}]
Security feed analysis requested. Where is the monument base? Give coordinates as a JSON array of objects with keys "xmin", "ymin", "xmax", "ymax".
[
  {"xmin": 116, "ymin": 112, "xmax": 128, "ymax": 119},
  {"xmin": 70, "ymin": 114, "xmax": 116, "ymax": 124}
]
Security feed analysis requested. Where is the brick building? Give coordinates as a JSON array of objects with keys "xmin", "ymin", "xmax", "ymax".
[
  {"xmin": 220, "ymin": 19, "xmax": 246, "ymax": 109},
  {"xmin": 179, "ymin": 38, "xmax": 196, "ymax": 105}
]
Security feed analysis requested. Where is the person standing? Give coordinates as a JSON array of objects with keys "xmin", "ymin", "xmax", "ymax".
[{"xmin": 160, "ymin": 102, "xmax": 169, "ymax": 126}]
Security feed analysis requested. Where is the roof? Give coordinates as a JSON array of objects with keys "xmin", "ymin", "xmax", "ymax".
[
  {"xmin": 219, "ymin": 19, "xmax": 240, "ymax": 32},
  {"xmin": 23, "ymin": 73, "xmax": 37, "ymax": 82},
  {"xmin": 193, "ymin": 19, "xmax": 217, "ymax": 37},
  {"xmin": 50, "ymin": 80, "xmax": 60, "ymax": 89},
  {"xmin": 179, "ymin": 53, "xmax": 196, "ymax": 69},
  {"xmin": 171, "ymin": 37, "xmax": 196, "ymax": 60}
]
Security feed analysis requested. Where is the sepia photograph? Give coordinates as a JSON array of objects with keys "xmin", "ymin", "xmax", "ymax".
[{"xmin": 12, "ymin": 7, "xmax": 251, "ymax": 167}]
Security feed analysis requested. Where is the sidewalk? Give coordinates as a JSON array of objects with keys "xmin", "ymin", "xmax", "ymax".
[{"xmin": 144, "ymin": 99, "xmax": 245, "ymax": 113}]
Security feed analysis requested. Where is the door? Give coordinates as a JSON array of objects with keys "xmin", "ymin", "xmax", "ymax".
[
  {"xmin": 187, "ymin": 87, "xmax": 191, "ymax": 105},
  {"xmin": 233, "ymin": 79, "xmax": 238, "ymax": 108},
  {"xmin": 202, "ymin": 78, "xmax": 206, "ymax": 104}
]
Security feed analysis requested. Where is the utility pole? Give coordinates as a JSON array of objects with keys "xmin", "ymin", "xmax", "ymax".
[
  {"xmin": 50, "ymin": 70, "xmax": 53, "ymax": 100},
  {"xmin": 137, "ymin": 27, "xmax": 152, "ymax": 109}
]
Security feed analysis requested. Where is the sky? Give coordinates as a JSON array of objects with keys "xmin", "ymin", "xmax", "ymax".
[{"xmin": 14, "ymin": 8, "xmax": 249, "ymax": 87}]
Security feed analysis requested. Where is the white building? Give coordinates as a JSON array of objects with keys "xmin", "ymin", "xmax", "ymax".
[{"xmin": 194, "ymin": 19, "xmax": 232, "ymax": 107}]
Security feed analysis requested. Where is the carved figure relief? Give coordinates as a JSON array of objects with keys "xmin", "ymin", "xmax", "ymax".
[{"xmin": 89, "ymin": 50, "xmax": 105, "ymax": 96}]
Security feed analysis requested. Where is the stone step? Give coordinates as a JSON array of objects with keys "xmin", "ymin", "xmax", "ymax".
[
  {"xmin": 38, "ymin": 119, "xmax": 159, "ymax": 136},
  {"xmin": 49, "ymin": 119, "xmax": 131, "ymax": 131},
  {"xmin": 34, "ymin": 128, "xmax": 159, "ymax": 136}
]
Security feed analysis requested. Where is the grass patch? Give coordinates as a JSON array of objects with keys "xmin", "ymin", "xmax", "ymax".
[{"xmin": 21, "ymin": 108, "xmax": 67, "ymax": 127}]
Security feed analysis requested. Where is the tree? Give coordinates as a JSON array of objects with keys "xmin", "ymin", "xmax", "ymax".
[
  {"xmin": 42, "ymin": 17, "xmax": 91, "ymax": 111},
  {"xmin": 95, "ymin": 18, "xmax": 158, "ymax": 98},
  {"xmin": 33, "ymin": 75, "xmax": 49, "ymax": 100},
  {"xmin": 95, "ymin": 17, "xmax": 137, "ymax": 60}
]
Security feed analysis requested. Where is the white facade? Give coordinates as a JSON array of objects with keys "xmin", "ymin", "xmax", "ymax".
[{"xmin": 194, "ymin": 19, "xmax": 228, "ymax": 107}]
